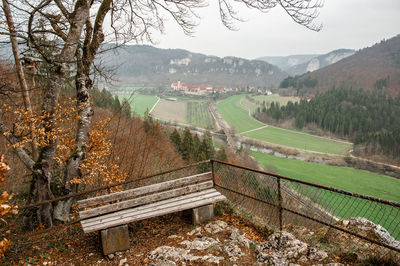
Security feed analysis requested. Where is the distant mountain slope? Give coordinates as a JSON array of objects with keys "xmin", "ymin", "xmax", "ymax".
[
  {"xmin": 302, "ymin": 35, "xmax": 400, "ymax": 93},
  {"xmin": 287, "ymin": 49, "xmax": 355, "ymax": 75},
  {"xmin": 100, "ymin": 45, "xmax": 288, "ymax": 87},
  {"xmin": 258, "ymin": 50, "xmax": 355, "ymax": 76},
  {"xmin": 257, "ymin": 54, "xmax": 318, "ymax": 73}
]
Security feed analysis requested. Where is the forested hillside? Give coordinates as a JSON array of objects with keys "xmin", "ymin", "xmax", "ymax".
[
  {"xmin": 255, "ymin": 87, "xmax": 400, "ymax": 160},
  {"xmin": 298, "ymin": 34, "xmax": 400, "ymax": 94},
  {"xmin": 98, "ymin": 45, "xmax": 288, "ymax": 87}
]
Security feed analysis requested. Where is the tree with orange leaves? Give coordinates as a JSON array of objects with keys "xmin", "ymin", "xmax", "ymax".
[
  {"xmin": 0, "ymin": 0, "xmax": 322, "ymax": 229},
  {"xmin": 0, "ymin": 154, "xmax": 17, "ymax": 258}
]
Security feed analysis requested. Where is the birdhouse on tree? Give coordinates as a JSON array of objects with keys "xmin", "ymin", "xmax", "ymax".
[{"xmin": 22, "ymin": 56, "xmax": 42, "ymax": 75}]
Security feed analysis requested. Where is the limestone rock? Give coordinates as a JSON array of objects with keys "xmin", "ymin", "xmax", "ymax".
[
  {"xmin": 230, "ymin": 228, "xmax": 254, "ymax": 248},
  {"xmin": 345, "ymin": 217, "xmax": 400, "ymax": 249},
  {"xmin": 307, "ymin": 247, "xmax": 328, "ymax": 261},
  {"xmin": 187, "ymin": 227, "xmax": 202, "ymax": 236},
  {"xmin": 204, "ymin": 220, "xmax": 229, "ymax": 234},
  {"xmin": 118, "ymin": 258, "xmax": 127, "ymax": 266},
  {"xmin": 179, "ymin": 237, "xmax": 219, "ymax": 250},
  {"xmin": 256, "ymin": 232, "xmax": 308, "ymax": 265},
  {"xmin": 224, "ymin": 242, "xmax": 245, "ymax": 261},
  {"xmin": 149, "ymin": 259, "xmax": 177, "ymax": 266},
  {"xmin": 148, "ymin": 246, "xmax": 224, "ymax": 264}
]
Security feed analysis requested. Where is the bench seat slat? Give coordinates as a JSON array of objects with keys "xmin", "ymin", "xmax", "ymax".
[
  {"xmin": 79, "ymin": 180, "xmax": 214, "ymax": 220},
  {"xmin": 82, "ymin": 189, "xmax": 219, "ymax": 228},
  {"xmin": 78, "ymin": 172, "xmax": 212, "ymax": 208},
  {"xmin": 83, "ymin": 193, "xmax": 226, "ymax": 233}
]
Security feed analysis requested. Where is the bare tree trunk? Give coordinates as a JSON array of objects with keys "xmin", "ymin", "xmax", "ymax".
[
  {"xmin": 2, "ymin": 0, "xmax": 38, "ymax": 160},
  {"xmin": 23, "ymin": 71, "xmax": 67, "ymax": 229},
  {"xmin": 54, "ymin": 69, "xmax": 93, "ymax": 221},
  {"xmin": 22, "ymin": 1, "xmax": 91, "ymax": 228},
  {"xmin": 54, "ymin": 0, "xmax": 111, "ymax": 222}
]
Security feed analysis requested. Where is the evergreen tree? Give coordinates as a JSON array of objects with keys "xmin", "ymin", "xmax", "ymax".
[
  {"xmin": 121, "ymin": 99, "xmax": 131, "ymax": 117},
  {"xmin": 255, "ymin": 85, "xmax": 400, "ymax": 158},
  {"xmin": 169, "ymin": 129, "xmax": 181, "ymax": 152},
  {"xmin": 193, "ymin": 134, "xmax": 201, "ymax": 160},
  {"xmin": 199, "ymin": 131, "xmax": 215, "ymax": 159},
  {"xmin": 181, "ymin": 127, "xmax": 194, "ymax": 161},
  {"xmin": 112, "ymin": 96, "xmax": 121, "ymax": 112}
]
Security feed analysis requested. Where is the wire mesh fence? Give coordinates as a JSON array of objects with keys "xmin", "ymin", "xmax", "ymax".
[
  {"xmin": 11, "ymin": 159, "xmax": 400, "ymax": 261},
  {"xmin": 211, "ymin": 159, "xmax": 400, "ymax": 260}
]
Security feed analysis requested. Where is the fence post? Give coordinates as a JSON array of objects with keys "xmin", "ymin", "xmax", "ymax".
[
  {"xmin": 211, "ymin": 160, "xmax": 215, "ymax": 186},
  {"xmin": 277, "ymin": 177, "xmax": 283, "ymax": 231}
]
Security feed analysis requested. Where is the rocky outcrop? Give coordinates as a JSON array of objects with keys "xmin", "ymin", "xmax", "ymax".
[
  {"xmin": 146, "ymin": 220, "xmax": 338, "ymax": 265},
  {"xmin": 341, "ymin": 217, "xmax": 400, "ymax": 249},
  {"xmin": 256, "ymin": 232, "xmax": 328, "ymax": 265}
]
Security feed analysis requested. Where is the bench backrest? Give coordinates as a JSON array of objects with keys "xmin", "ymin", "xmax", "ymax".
[{"xmin": 78, "ymin": 172, "xmax": 213, "ymax": 220}]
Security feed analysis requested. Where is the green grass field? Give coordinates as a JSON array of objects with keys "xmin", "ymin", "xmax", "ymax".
[
  {"xmin": 239, "ymin": 94, "xmax": 299, "ymax": 114},
  {"xmin": 251, "ymin": 94, "xmax": 299, "ymax": 106},
  {"xmin": 216, "ymin": 95, "xmax": 264, "ymax": 133},
  {"xmin": 218, "ymin": 94, "xmax": 352, "ymax": 155},
  {"xmin": 244, "ymin": 127, "xmax": 351, "ymax": 155},
  {"xmin": 116, "ymin": 94, "xmax": 158, "ymax": 118},
  {"xmin": 252, "ymin": 152, "xmax": 400, "ymax": 239},
  {"xmin": 186, "ymin": 102, "xmax": 214, "ymax": 129}
]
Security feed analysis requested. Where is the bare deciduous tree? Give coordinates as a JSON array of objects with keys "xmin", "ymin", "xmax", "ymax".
[{"xmin": 0, "ymin": 0, "xmax": 323, "ymax": 228}]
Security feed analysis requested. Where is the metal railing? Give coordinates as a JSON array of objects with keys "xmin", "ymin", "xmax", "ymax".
[
  {"xmin": 211, "ymin": 159, "xmax": 400, "ymax": 256},
  {"xmin": 15, "ymin": 159, "xmax": 400, "ymax": 258}
]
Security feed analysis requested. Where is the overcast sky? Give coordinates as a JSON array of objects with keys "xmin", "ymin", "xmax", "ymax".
[{"xmin": 149, "ymin": 0, "xmax": 400, "ymax": 59}]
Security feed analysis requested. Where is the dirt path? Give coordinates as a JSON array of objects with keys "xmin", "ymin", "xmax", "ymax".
[
  {"xmin": 149, "ymin": 96, "xmax": 161, "ymax": 114},
  {"xmin": 240, "ymin": 125, "xmax": 269, "ymax": 135}
]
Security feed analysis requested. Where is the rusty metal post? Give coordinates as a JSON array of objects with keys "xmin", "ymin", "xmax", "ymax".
[
  {"xmin": 211, "ymin": 160, "xmax": 215, "ymax": 187},
  {"xmin": 277, "ymin": 177, "xmax": 283, "ymax": 231}
]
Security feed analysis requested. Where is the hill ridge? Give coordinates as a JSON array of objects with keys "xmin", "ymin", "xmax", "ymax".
[{"xmin": 98, "ymin": 44, "xmax": 288, "ymax": 87}]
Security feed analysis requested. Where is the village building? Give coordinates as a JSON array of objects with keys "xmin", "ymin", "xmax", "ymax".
[{"xmin": 170, "ymin": 81, "xmax": 226, "ymax": 96}]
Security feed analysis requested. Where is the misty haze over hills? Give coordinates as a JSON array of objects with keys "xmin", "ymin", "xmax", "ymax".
[
  {"xmin": 98, "ymin": 45, "xmax": 287, "ymax": 88},
  {"xmin": 97, "ymin": 44, "xmax": 361, "ymax": 88},
  {"xmin": 257, "ymin": 49, "xmax": 355, "ymax": 76},
  {"xmin": 1, "ymin": 34, "xmax": 397, "ymax": 92}
]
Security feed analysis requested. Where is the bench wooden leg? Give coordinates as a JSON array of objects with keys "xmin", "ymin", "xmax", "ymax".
[
  {"xmin": 192, "ymin": 204, "xmax": 214, "ymax": 225},
  {"xmin": 100, "ymin": 224, "xmax": 130, "ymax": 255}
]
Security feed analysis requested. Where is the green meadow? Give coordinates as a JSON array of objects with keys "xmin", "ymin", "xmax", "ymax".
[
  {"xmin": 116, "ymin": 94, "xmax": 158, "ymax": 118},
  {"xmin": 218, "ymin": 95, "xmax": 352, "ymax": 155},
  {"xmin": 243, "ymin": 127, "xmax": 351, "ymax": 155},
  {"xmin": 216, "ymin": 95, "xmax": 263, "ymax": 133},
  {"xmin": 252, "ymin": 152, "xmax": 400, "ymax": 239}
]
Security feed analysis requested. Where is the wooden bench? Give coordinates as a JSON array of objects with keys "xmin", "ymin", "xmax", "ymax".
[{"xmin": 77, "ymin": 172, "xmax": 226, "ymax": 255}]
